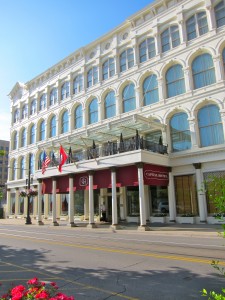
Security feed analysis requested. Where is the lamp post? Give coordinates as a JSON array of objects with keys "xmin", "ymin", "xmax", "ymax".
[{"xmin": 25, "ymin": 153, "xmax": 32, "ymax": 225}]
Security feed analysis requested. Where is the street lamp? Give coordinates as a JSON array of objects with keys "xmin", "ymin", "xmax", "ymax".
[{"xmin": 25, "ymin": 153, "xmax": 32, "ymax": 225}]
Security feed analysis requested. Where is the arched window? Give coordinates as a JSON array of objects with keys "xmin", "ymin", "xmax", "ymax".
[
  {"xmin": 87, "ymin": 67, "xmax": 98, "ymax": 88},
  {"xmin": 120, "ymin": 48, "xmax": 134, "ymax": 72},
  {"xmin": 20, "ymin": 157, "xmax": 25, "ymax": 179},
  {"xmin": 122, "ymin": 83, "xmax": 136, "ymax": 113},
  {"xmin": 170, "ymin": 112, "xmax": 191, "ymax": 152},
  {"xmin": 143, "ymin": 74, "xmax": 159, "ymax": 106},
  {"xmin": 13, "ymin": 132, "xmax": 18, "ymax": 150},
  {"xmin": 74, "ymin": 105, "xmax": 83, "ymax": 129},
  {"xmin": 30, "ymin": 125, "xmax": 35, "ymax": 144},
  {"xmin": 192, "ymin": 53, "xmax": 216, "ymax": 89},
  {"xmin": 50, "ymin": 115, "xmax": 56, "ymax": 138},
  {"xmin": 198, "ymin": 104, "xmax": 224, "ymax": 147},
  {"xmin": 30, "ymin": 154, "xmax": 35, "ymax": 175},
  {"xmin": 139, "ymin": 38, "xmax": 156, "ymax": 63},
  {"xmin": 214, "ymin": 1, "xmax": 225, "ymax": 28},
  {"xmin": 186, "ymin": 12, "xmax": 209, "ymax": 41},
  {"xmin": 102, "ymin": 58, "xmax": 115, "ymax": 80},
  {"xmin": 61, "ymin": 82, "xmax": 70, "ymax": 100},
  {"xmin": 223, "ymin": 48, "xmax": 225, "ymax": 72},
  {"xmin": 104, "ymin": 91, "xmax": 116, "ymax": 119},
  {"xmin": 50, "ymin": 88, "xmax": 58, "ymax": 106},
  {"xmin": 12, "ymin": 160, "xmax": 16, "ymax": 180},
  {"xmin": 21, "ymin": 128, "xmax": 26, "ymax": 147},
  {"xmin": 73, "ymin": 75, "xmax": 83, "ymax": 94},
  {"xmin": 14, "ymin": 109, "xmax": 19, "ymax": 123},
  {"xmin": 89, "ymin": 98, "xmax": 98, "ymax": 124},
  {"xmin": 22, "ymin": 105, "xmax": 28, "ymax": 119},
  {"xmin": 39, "ymin": 94, "xmax": 46, "ymax": 111},
  {"xmin": 30, "ymin": 99, "xmax": 37, "ymax": 115},
  {"xmin": 40, "ymin": 120, "xmax": 45, "ymax": 141},
  {"xmin": 161, "ymin": 25, "xmax": 180, "ymax": 53},
  {"xmin": 61, "ymin": 111, "xmax": 69, "ymax": 133},
  {"xmin": 166, "ymin": 64, "xmax": 186, "ymax": 98}
]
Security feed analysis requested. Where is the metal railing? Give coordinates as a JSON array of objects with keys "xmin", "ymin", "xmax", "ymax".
[{"xmin": 38, "ymin": 138, "xmax": 167, "ymax": 170}]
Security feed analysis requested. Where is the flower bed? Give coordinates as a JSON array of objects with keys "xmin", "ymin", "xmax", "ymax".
[{"xmin": 0, "ymin": 277, "xmax": 74, "ymax": 300}]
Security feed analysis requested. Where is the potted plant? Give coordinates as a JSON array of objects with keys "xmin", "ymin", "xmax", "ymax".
[
  {"xmin": 150, "ymin": 213, "xmax": 167, "ymax": 223},
  {"xmin": 177, "ymin": 213, "xmax": 196, "ymax": 224}
]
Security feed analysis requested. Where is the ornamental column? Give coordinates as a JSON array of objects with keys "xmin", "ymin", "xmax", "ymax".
[
  {"xmin": 168, "ymin": 167, "xmax": 176, "ymax": 222},
  {"xmin": 205, "ymin": 2, "xmax": 216, "ymax": 31},
  {"xmin": 193, "ymin": 163, "xmax": 207, "ymax": 222},
  {"xmin": 37, "ymin": 179, "xmax": 44, "ymax": 225},
  {"xmin": 87, "ymin": 171, "xmax": 96, "ymax": 228},
  {"xmin": 52, "ymin": 177, "xmax": 59, "ymax": 226},
  {"xmin": 68, "ymin": 175, "xmax": 76, "ymax": 227},
  {"xmin": 111, "ymin": 167, "xmax": 120, "ymax": 229},
  {"xmin": 213, "ymin": 55, "xmax": 223, "ymax": 82},
  {"xmin": 137, "ymin": 163, "xmax": 150, "ymax": 231},
  {"xmin": 188, "ymin": 117, "xmax": 198, "ymax": 148}
]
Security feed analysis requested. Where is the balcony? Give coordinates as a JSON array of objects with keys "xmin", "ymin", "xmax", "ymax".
[{"xmin": 38, "ymin": 137, "xmax": 167, "ymax": 170}]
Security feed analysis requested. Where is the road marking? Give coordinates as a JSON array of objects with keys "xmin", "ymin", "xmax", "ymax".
[
  {"xmin": 0, "ymin": 228, "xmax": 223, "ymax": 249},
  {"xmin": 1, "ymin": 232, "xmax": 224, "ymax": 266},
  {"xmin": 0, "ymin": 261, "xmax": 139, "ymax": 300}
]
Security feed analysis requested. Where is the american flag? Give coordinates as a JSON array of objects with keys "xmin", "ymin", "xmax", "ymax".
[{"xmin": 42, "ymin": 151, "xmax": 51, "ymax": 174}]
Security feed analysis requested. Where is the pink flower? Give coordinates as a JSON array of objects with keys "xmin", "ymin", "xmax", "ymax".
[
  {"xmin": 11, "ymin": 285, "xmax": 25, "ymax": 296},
  {"xmin": 27, "ymin": 277, "xmax": 39, "ymax": 285},
  {"xmin": 55, "ymin": 293, "xmax": 74, "ymax": 300},
  {"xmin": 35, "ymin": 290, "xmax": 49, "ymax": 299},
  {"xmin": 50, "ymin": 282, "xmax": 58, "ymax": 289},
  {"xmin": 11, "ymin": 291, "xmax": 24, "ymax": 300}
]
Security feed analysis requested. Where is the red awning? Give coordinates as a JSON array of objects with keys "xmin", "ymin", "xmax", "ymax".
[
  {"xmin": 42, "ymin": 178, "xmax": 52, "ymax": 194},
  {"xmin": 116, "ymin": 165, "xmax": 138, "ymax": 187}
]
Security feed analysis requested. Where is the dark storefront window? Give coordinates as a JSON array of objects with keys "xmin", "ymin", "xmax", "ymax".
[
  {"xmin": 29, "ymin": 197, "xmax": 33, "ymax": 214},
  {"xmin": 74, "ymin": 190, "xmax": 84, "ymax": 215},
  {"xmin": 61, "ymin": 194, "xmax": 68, "ymax": 215},
  {"xmin": 127, "ymin": 186, "xmax": 139, "ymax": 216},
  {"xmin": 11, "ymin": 193, "xmax": 15, "ymax": 214},
  {"xmin": 174, "ymin": 175, "xmax": 198, "ymax": 215},
  {"xmin": 19, "ymin": 197, "xmax": 24, "ymax": 214},
  {"xmin": 49, "ymin": 195, "xmax": 53, "ymax": 216},
  {"xmin": 150, "ymin": 186, "xmax": 168, "ymax": 214},
  {"xmin": 94, "ymin": 189, "xmax": 100, "ymax": 215}
]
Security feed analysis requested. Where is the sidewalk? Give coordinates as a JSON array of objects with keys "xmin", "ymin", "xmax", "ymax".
[{"xmin": 0, "ymin": 217, "xmax": 223, "ymax": 236}]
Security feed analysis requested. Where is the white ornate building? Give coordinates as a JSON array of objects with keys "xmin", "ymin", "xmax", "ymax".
[{"xmin": 6, "ymin": 0, "xmax": 225, "ymax": 228}]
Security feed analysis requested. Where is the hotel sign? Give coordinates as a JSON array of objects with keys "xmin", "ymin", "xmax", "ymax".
[{"xmin": 143, "ymin": 165, "xmax": 169, "ymax": 186}]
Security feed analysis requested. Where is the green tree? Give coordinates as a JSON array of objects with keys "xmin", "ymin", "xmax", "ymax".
[
  {"xmin": 202, "ymin": 175, "xmax": 225, "ymax": 299},
  {"xmin": 0, "ymin": 150, "xmax": 5, "ymax": 156}
]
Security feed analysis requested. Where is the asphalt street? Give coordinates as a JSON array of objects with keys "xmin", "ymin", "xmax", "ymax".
[{"xmin": 0, "ymin": 219, "xmax": 224, "ymax": 300}]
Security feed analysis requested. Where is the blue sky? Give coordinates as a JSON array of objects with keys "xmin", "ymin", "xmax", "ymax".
[{"xmin": 0, "ymin": 0, "xmax": 152, "ymax": 141}]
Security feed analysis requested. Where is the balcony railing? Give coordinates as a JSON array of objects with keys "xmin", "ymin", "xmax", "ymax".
[{"xmin": 38, "ymin": 138, "xmax": 167, "ymax": 170}]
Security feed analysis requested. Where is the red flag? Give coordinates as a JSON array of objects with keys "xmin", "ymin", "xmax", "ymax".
[{"xmin": 58, "ymin": 145, "xmax": 68, "ymax": 172}]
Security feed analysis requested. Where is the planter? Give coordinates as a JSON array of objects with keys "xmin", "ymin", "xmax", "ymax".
[
  {"xmin": 207, "ymin": 216, "xmax": 225, "ymax": 224},
  {"xmin": 150, "ymin": 216, "xmax": 166, "ymax": 223},
  {"xmin": 176, "ymin": 216, "xmax": 195, "ymax": 224}
]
